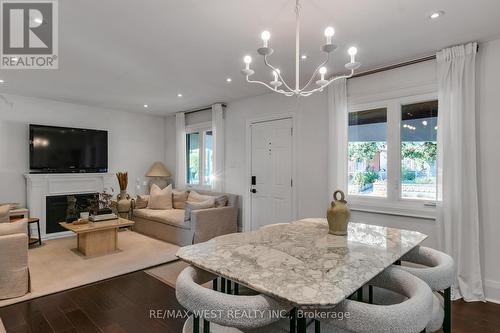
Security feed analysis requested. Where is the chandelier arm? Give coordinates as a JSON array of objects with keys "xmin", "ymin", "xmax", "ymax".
[
  {"xmin": 299, "ymin": 70, "xmax": 354, "ymax": 96},
  {"xmin": 246, "ymin": 76, "xmax": 295, "ymax": 96},
  {"xmin": 298, "ymin": 53, "xmax": 330, "ymax": 92},
  {"xmin": 263, "ymin": 55, "xmax": 295, "ymax": 93}
]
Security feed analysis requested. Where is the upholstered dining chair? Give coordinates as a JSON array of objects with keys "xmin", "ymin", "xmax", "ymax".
[
  {"xmin": 398, "ymin": 246, "xmax": 455, "ymax": 333},
  {"xmin": 0, "ymin": 221, "xmax": 30, "ymax": 299},
  {"xmin": 309, "ymin": 266, "xmax": 433, "ymax": 333},
  {"xmin": 176, "ymin": 266, "xmax": 292, "ymax": 333},
  {"xmin": 0, "ymin": 204, "xmax": 10, "ymax": 223}
]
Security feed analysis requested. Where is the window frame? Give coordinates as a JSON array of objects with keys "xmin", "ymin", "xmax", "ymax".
[
  {"xmin": 346, "ymin": 92, "xmax": 438, "ymax": 219},
  {"xmin": 185, "ymin": 121, "xmax": 213, "ymax": 190}
]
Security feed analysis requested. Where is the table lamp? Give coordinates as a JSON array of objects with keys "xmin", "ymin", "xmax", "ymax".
[{"xmin": 146, "ymin": 161, "xmax": 171, "ymax": 190}]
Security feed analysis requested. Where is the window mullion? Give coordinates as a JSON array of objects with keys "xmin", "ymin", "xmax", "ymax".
[
  {"xmin": 386, "ymin": 101, "xmax": 400, "ymax": 203},
  {"xmin": 200, "ymin": 131, "xmax": 205, "ymax": 186}
]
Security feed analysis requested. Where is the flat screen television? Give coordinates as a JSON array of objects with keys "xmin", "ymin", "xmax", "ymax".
[{"xmin": 29, "ymin": 124, "xmax": 108, "ymax": 173}]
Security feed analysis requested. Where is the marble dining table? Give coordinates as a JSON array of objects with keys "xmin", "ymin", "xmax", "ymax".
[{"xmin": 176, "ymin": 218, "xmax": 427, "ymax": 309}]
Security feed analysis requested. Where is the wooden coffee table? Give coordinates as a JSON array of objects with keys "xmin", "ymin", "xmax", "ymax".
[{"xmin": 60, "ymin": 218, "xmax": 135, "ymax": 257}]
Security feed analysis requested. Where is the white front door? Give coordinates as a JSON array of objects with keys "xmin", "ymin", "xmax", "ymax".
[{"xmin": 250, "ymin": 118, "xmax": 293, "ymax": 230}]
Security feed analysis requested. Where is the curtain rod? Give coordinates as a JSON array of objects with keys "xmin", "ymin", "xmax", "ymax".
[
  {"xmin": 351, "ymin": 43, "xmax": 480, "ymax": 79},
  {"xmin": 180, "ymin": 103, "xmax": 227, "ymax": 115},
  {"xmin": 350, "ymin": 54, "xmax": 436, "ymax": 79}
]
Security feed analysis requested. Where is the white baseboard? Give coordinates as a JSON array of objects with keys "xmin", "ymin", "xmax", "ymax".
[
  {"xmin": 42, "ymin": 231, "xmax": 73, "ymax": 241},
  {"xmin": 485, "ymin": 279, "xmax": 500, "ymax": 304}
]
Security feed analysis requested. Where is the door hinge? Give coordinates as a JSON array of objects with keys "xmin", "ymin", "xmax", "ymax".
[
  {"xmin": 291, "ymin": 127, "xmax": 293, "ymax": 136},
  {"xmin": 291, "ymin": 179, "xmax": 293, "ymax": 187}
]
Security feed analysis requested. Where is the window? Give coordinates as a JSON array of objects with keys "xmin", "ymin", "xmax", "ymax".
[
  {"xmin": 186, "ymin": 126, "xmax": 213, "ymax": 188},
  {"xmin": 347, "ymin": 94, "xmax": 438, "ymax": 216},
  {"xmin": 348, "ymin": 108, "xmax": 388, "ymax": 197},
  {"xmin": 401, "ymin": 101, "xmax": 438, "ymax": 200}
]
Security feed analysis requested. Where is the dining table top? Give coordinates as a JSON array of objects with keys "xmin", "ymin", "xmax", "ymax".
[{"xmin": 176, "ymin": 218, "xmax": 427, "ymax": 308}]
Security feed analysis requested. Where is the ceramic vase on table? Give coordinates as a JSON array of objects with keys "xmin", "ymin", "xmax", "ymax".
[{"xmin": 327, "ymin": 190, "xmax": 350, "ymax": 236}]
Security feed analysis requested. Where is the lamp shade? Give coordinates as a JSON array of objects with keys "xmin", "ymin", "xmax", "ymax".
[{"xmin": 146, "ymin": 162, "xmax": 171, "ymax": 177}]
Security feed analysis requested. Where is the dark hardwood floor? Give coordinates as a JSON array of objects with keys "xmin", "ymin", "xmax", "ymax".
[{"xmin": 1, "ymin": 270, "xmax": 499, "ymax": 333}]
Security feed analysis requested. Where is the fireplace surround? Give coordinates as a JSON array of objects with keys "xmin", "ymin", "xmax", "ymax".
[{"xmin": 25, "ymin": 173, "xmax": 114, "ymax": 239}]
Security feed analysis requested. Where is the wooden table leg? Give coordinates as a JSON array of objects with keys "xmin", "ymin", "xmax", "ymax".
[{"xmin": 77, "ymin": 228, "xmax": 118, "ymax": 257}]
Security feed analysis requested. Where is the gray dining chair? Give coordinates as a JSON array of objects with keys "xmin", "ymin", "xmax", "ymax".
[
  {"xmin": 309, "ymin": 266, "xmax": 433, "ymax": 333},
  {"xmin": 176, "ymin": 266, "xmax": 292, "ymax": 333},
  {"xmin": 398, "ymin": 246, "xmax": 455, "ymax": 333}
]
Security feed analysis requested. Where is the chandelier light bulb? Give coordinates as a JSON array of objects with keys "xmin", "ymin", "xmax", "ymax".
[
  {"xmin": 261, "ymin": 30, "xmax": 271, "ymax": 47},
  {"xmin": 324, "ymin": 27, "xmax": 335, "ymax": 44},
  {"xmin": 244, "ymin": 55, "xmax": 252, "ymax": 70},
  {"xmin": 319, "ymin": 66, "xmax": 327, "ymax": 80},
  {"xmin": 348, "ymin": 47, "xmax": 358, "ymax": 62}
]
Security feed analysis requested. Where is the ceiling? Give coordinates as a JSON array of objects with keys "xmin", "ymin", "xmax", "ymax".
[{"xmin": 1, "ymin": 0, "xmax": 499, "ymax": 114}]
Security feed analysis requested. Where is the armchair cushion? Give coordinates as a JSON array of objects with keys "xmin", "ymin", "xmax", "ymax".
[
  {"xmin": 0, "ymin": 204, "xmax": 9, "ymax": 223},
  {"xmin": 0, "ymin": 221, "xmax": 27, "ymax": 236}
]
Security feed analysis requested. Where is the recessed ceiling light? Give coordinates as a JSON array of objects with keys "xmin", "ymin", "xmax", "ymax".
[
  {"xmin": 226, "ymin": 78, "xmax": 232, "ymax": 83},
  {"xmin": 0, "ymin": 79, "xmax": 4, "ymax": 83},
  {"xmin": 143, "ymin": 104, "xmax": 149, "ymax": 108},
  {"xmin": 429, "ymin": 11, "xmax": 444, "ymax": 20},
  {"xmin": 301, "ymin": 54, "xmax": 308, "ymax": 60},
  {"xmin": 177, "ymin": 93, "xmax": 183, "ymax": 98}
]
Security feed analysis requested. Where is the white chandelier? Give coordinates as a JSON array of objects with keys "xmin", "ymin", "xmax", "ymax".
[{"xmin": 241, "ymin": 0, "xmax": 361, "ymax": 97}]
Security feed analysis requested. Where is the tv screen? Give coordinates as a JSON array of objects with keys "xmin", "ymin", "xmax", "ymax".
[{"xmin": 29, "ymin": 124, "xmax": 108, "ymax": 173}]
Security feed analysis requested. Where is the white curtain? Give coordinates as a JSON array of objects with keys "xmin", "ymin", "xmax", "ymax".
[
  {"xmin": 327, "ymin": 78, "xmax": 348, "ymax": 198},
  {"xmin": 211, "ymin": 103, "xmax": 225, "ymax": 192},
  {"xmin": 175, "ymin": 112, "xmax": 187, "ymax": 189},
  {"xmin": 436, "ymin": 42, "xmax": 484, "ymax": 301}
]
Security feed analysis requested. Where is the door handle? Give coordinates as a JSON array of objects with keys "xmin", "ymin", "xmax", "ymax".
[{"xmin": 250, "ymin": 188, "xmax": 257, "ymax": 193}]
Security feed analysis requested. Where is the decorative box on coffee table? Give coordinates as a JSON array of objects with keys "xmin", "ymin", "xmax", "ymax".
[{"xmin": 59, "ymin": 218, "xmax": 134, "ymax": 257}]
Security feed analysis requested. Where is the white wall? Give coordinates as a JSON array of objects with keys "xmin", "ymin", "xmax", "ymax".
[
  {"xmin": 224, "ymin": 93, "xmax": 329, "ymax": 230},
  {"xmin": 0, "ymin": 94, "xmax": 166, "ymax": 206},
  {"xmin": 477, "ymin": 38, "xmax": 500, "ymax": 303}
]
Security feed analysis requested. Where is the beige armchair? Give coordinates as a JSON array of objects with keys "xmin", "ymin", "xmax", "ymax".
[
  {"xmin": 0, "ymin": 204, "xmax": 9, "ymax": 223},
  {"xmin": 0, "ymin": 221, "xmax": 30, "ymax": 299}
]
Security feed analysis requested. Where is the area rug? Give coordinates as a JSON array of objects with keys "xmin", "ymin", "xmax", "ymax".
[
  {"xmin": 0, "ymin": 230, "xmax": 179, "ymax": 307},
  {"xmin": 145, "ymin": 259, "xmax": 190, "ymax": 288}
]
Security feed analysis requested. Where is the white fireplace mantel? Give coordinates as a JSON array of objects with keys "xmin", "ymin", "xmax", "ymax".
[{"xmin": 25, "ymin": 173, "xmax": 115, "ymax": 239}]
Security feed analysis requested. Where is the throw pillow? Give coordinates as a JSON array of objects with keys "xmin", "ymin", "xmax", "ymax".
[
  {"xmin": 214, "ymin": 195, "xmax": 228, "ymax": 207},
  {"xmin": 184, "ymin": 199, "xmax": 215, "ymax": 221},
  {"xmin": 135, "ymin": 195, "xmax": 149, "ymax": 209},
  {"xmin": 187, "ymin": 191, "xmax": 215, "ymax": 205},
  {"xmin": 148, "ymin": 184, "xmax": 173, "ymax": 210},
  {"xmin": 172, "ymin": 190, "xmax": 189, "ymax": 209}
]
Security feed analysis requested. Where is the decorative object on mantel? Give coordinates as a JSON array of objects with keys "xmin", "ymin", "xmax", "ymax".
[
  {"xmin": 66, "ymin": 196, "xmax": 79, "ymax": 222},
  {"xmin": 116, "ymin": 172, "xmax": 132, "ymax": 219},
  {"xmin": 326, "ymin": 190, "xmax": 350, "ymax": 235},
  {"xmin": 88, "ymin": 189, "xmax": 118, "ymax": 222},
  {"xmin": 241, "ymin": 0, "xmax": 362, "ymax": 97},
  {"xmin": 146, "ymin": 161, "xmax": 171, "ymax": 190}
]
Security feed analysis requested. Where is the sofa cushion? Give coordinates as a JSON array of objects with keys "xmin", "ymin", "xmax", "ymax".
[
  {"xmin": 173, "ymin": 190, "xmax": 189, "ymax": 209},
  {"xmin": 135, "ymin": 195, "xmax": 149, "ymax": 209},
  {"xmin": 134, "ymin": 208, "xmax": 190, "ymax": 229},
  {"xmin": 187, "ymin": 191, "xmax": 215, "ymax": 205},
  {"xmin": 214, "ymin": 195, "xmax": 228, "ymax": 207},
  {"xmin": 184, "ymin": 200, "xmax": 215, "ymax": 221},
  {"xmin": 148, "ymin": 184, "xmax": 173, "ymax": 210}
]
